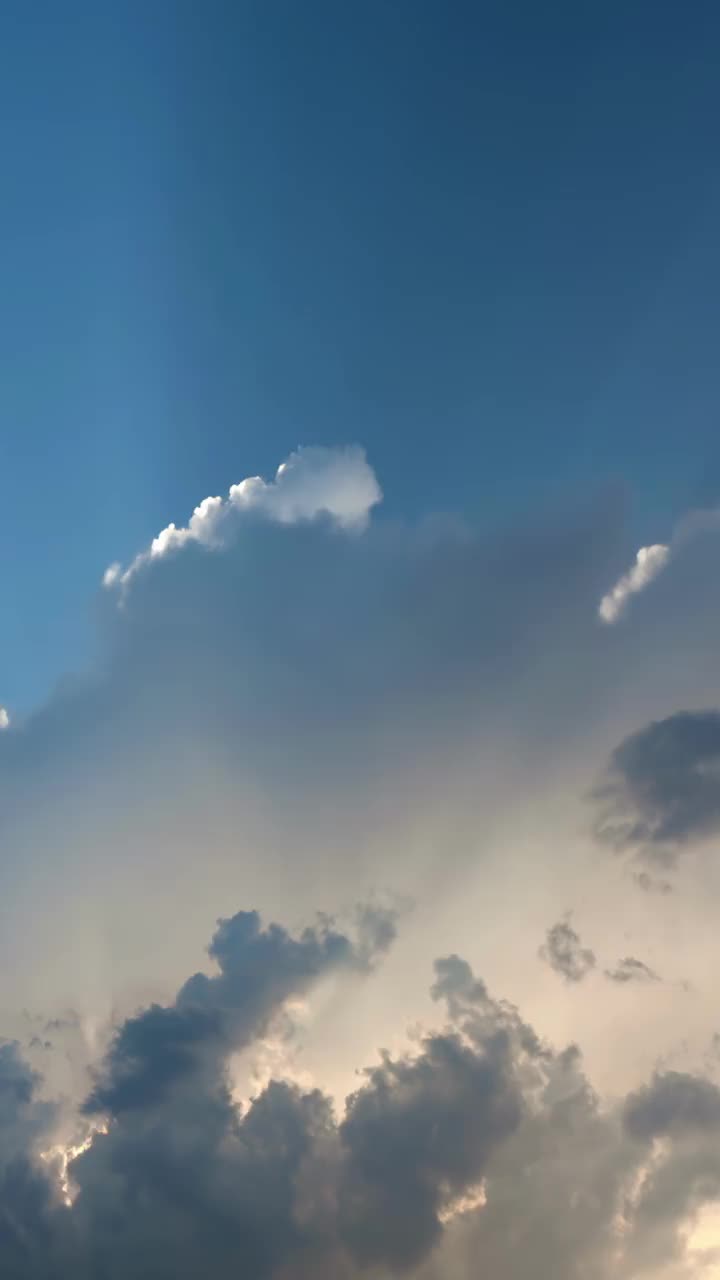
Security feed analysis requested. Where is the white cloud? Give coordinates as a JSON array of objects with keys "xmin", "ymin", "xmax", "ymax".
[
  {"xmin": 104, "ymin": 445, "xmax": 382, "ymax": 590},
  {"xmin": 598, "ymin": 543, "xmax": 670, "ymax": 624},
  {"xmin": 0, "ymin": 707, "xmax": 9, "ymax": 729},
  {"xmin": 597, "ymin": 503, "xmax": 720, "ymax": 625}
]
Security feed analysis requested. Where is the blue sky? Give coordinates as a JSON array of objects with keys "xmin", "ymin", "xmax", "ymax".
[{"xmin": 3, "ymin": 0, "xmax": 720, "ymax": 709}]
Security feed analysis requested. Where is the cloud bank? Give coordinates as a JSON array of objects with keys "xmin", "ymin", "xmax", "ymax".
[{"xmin": 1, "ymin": 444, "xmax": 720, "ymax": 1275}]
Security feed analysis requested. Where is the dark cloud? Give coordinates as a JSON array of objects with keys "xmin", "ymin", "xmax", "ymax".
[
  {"xmin": 0, "ymin": 1043, "xmax": 68, "ymax": 1277},
  {"xmin": 85, "ymin": 907, "xmax": 392, "ymax": 1118},
  {"xmin": 539, "ymin": 917, "xmax": 596, "ymax": 983},
  {"xmin": 604, "ymin": 956, "xmax": 660, "ymax": 985},
  {"xmin": 337, "ymin": 960, "xmax": 527, "ymax": 1272},
  {"xmin": 624, "ymin": 1070, "xmax": 720, "ymax": 1140},
  {"xmin": 0, "ymin": 918, "xmax": 717, "ymax": 1278},
  {"xmin": 595, "ymin": 710, "xmax": 720, "ymax": 859}
]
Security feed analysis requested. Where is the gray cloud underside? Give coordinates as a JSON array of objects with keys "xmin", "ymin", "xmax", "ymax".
[
  {"xmin": 1, "ymin": 452, "xmax": 719, "ymax": 987},
  {"xmin": 594, "ymin": 710, "xmax": 720, "ymax": 862},
  {"xmin": 0, "ymin": 907, "xmax": 717, "ymax": 1279}
]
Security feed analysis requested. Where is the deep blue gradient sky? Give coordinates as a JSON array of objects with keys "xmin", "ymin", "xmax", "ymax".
[{"xmin": 2, "ymin": 0, "xmax": 720, "ymax": 709}]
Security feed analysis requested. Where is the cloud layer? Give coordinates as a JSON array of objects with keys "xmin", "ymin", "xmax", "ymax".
[{"xmin": 2, "ymin": 444, "xmax": 720, "ymax": 1275}]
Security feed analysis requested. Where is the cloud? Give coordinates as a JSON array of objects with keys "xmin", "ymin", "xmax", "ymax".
[
  {"xmin": 0, "ymin": 1041, "xmax": 56, "ymax": 1168},
  {"xmin": 598, "ymin": 543, "xmax": 670, "ymax": 623},
  {"xmin": 0, "ymin": 922, "xmax": 711, "ymax": 1278},
  {"xmin": 594, "ymin": 709, "xmax": 720, "ymax": 858},
  {"xmin": 605, "ymin": 956, "xmax": 660, "ymax": 984},
  {"xmin": 539, "ymin": 924, "xmax": 660, "ymax": 987},
  {"xmin": 0, "ymin": 707, "xmax": 9, "ymax": 730},
  {"xmin": 84, "ymin": 907, "xmax": 393, "ymax": 1118},
  {"xmin": 624, "ymin": 1070, "xmax": 720, "ymax": 1140},
  {"xmin": 336, "ymin": 956, "xmax": 528, "ymax": 1271},
  {"xmin": 632, "ymin": 870, "xmax": 673, "ymax": 895},
  {"xmin": 597, "ymin": 503, "xmax": 720, "ymax": 625},
  {"xmin": 105, "ymin": 445, "xmax": 382, "ymax": 589},
  {"xmin": 539, "ymin": 916, "xmax": 596, "ymax": 983},
  {"xmin": 0, "ymin": 442, "xmax": 639, "ymax": 1033}
]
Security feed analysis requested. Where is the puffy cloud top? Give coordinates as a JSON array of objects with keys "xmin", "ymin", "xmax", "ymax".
[
  {"xmin": 105, "ymin": 446, "xmax": 382, "ymax": 589},
  {"xmin": 0, "ymin": 914, "xmax": 714, "ymax": 1279}
]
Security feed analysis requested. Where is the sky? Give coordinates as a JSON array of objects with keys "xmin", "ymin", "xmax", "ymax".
[
  {"xmin": 3, "ymin": 3, "xmax": 720, "ymax": 1278},
  {"xmin": 4, "ymin": 0, "xmax": 720, "ymax": 709}
]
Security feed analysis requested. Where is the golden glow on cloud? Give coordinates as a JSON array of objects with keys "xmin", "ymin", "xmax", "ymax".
[
  {"xmin": 40, "ymin": 1123, "xmax": 108, "ymax": 1207},
  {"xmin": 438, "ymin": 1181, "xmax": 487, "ymax": 1224}
]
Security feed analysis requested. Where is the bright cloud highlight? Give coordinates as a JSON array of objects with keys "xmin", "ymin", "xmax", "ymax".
[
  {"xmin": 104, "ymin": 445, "xmax": 382, "ymax": 589},
  {"xmin": 598, "ymin": 543, "xmax": 670, "ymax": 624}
]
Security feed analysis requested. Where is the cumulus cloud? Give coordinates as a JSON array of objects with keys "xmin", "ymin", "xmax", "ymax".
[
  {"xmin": 539, "ymin": 916, "xmax": 596, "ymax": 983},
  {"xmin": 0, "ymin": 913, "xmax": 714, "ymax": 1278},
  {"xmin": 0, "ymin": 707, "xmax": 9, "ymax": 729},
  {"xmin": 336, "ymin": 957, "xmax": 527, "ymax": 1271},
  {"xmin": 605, "ymin": 956, "xmax": 660, "ymax": 984},
  {"xmin": 84, "ymin": 906, "xmax": 393, "ymax": 1118},
  {"xmin": 594, "ymin": 709, "xmax": 720, "ymax": 858},
  {"xmin": 598, "ymin": 543, "xmax": 670, "ymax": 623},
  {"xmin": 105, "ymin": 445, "xmax": 382, "ymax": 588}
]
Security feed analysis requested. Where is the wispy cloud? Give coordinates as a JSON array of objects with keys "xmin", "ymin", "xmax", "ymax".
[
  {"xmin": 605, "ymin": 956, "xmax": 660, "ymax": 984},
  {"xmin": 539, "ymin": 915, "xmax": 596, "ymax": 983}
]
